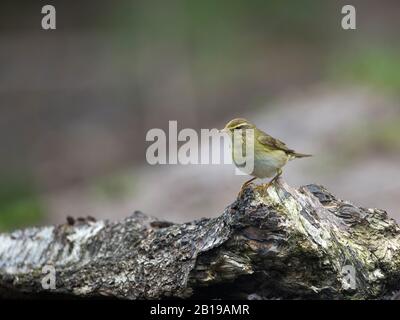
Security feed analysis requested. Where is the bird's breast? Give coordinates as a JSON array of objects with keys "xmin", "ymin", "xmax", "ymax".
[{"xmin": 232, "ymin": 140, "xmax": 288, "ymax": 178}]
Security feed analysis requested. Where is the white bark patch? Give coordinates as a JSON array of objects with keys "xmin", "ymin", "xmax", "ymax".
[
  {"xmin": 0, "ymin": 227, "xmax": 54, "ymax": 273},
  {"xmin": 61, "ymin": 221, "xmax": 105, "ymax": 264},
  {"xmin": 0, "ymin": 221, "xmax": 104, "ymax": 274}
]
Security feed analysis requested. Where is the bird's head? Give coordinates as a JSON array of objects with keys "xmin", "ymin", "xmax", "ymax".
[{"xmin": 221, "ymin": 118, "xmax": 256, "ymax": 134}]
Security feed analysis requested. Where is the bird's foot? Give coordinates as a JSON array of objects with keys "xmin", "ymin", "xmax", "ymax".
[{"xmin": 237, "ymin": 177, "xmax": 257, "ymax": 198}]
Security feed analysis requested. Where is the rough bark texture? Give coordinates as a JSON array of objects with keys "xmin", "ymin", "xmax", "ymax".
[{"xmin": 1, "ymin": 179, "xmax": 400, "ymax": 299}]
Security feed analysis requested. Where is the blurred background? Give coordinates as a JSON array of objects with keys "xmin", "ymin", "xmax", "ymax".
[{"xmin": 0, "ymin": 0, "xmax": 399, "ymax": 231}]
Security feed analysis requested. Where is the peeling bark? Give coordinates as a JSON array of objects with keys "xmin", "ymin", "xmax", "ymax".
[{"xmin": 1, "ymin": 179, "xmax": 400, "ymax": 299}]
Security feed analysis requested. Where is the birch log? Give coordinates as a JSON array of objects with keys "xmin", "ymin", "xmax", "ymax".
[{"xmin": 1, "ymin": 179, "xmax": 400, "ymax": 299}]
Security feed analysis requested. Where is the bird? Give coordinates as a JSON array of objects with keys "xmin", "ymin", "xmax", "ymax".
[{"xmin": 221, "ymin": 118, "xmax": 311, "ymax": 193}]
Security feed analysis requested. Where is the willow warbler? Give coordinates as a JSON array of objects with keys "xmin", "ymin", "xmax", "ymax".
[{"xmin": 222, "ymin": 118, "xmax": 311, "ymax": 191}]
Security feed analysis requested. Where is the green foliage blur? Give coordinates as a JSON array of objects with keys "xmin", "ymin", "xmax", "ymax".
[
  {"xmin": 0, "ymin": 175, "xmax": 44, "ymax": 232},
  {"xmin": 330, "ymin": 48, "xmax": 400, "ymax": 91}
]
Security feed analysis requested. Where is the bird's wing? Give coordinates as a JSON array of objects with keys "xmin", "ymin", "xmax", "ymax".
[{"xmin": 257, "ymin": 132, "xmax": 294, "ymax": 154}]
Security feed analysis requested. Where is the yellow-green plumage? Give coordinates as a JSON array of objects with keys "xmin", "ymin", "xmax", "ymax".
[{"xmin": 222, "ymin": 118, "xmax": 311, "ymax": 181}]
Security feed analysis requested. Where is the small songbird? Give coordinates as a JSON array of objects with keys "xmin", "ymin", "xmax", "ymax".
[{"xmin": 221, "ymin": 118, "xmax": 311, "ymax": 192}]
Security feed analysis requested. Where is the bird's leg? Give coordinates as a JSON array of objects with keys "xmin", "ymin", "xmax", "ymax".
[
  {"xmin": 238, "ymin": 177, "xmax": 257, "ymax": 197},
  {"xmin": 241, "ymin": 176, "xmax": 257, "ymax": 189},
  {"xmin": 265, "ymin": 168, "xmax": 282, "ymax": 189}
]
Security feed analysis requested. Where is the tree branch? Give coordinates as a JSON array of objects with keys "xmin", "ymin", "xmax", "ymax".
[{"xmin": 1, "ymin": 179, "xmax": 400, "ymax": 299}]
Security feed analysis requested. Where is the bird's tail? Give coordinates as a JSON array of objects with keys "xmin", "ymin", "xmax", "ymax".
[{"xmin": 291, "ymin": 152, "xmax": 312, "ymax": 159}]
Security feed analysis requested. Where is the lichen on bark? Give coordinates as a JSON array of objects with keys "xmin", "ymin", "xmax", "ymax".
[{"xmin": 1, "ymin": 179, "xmax": 400, "ymax": 299}]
